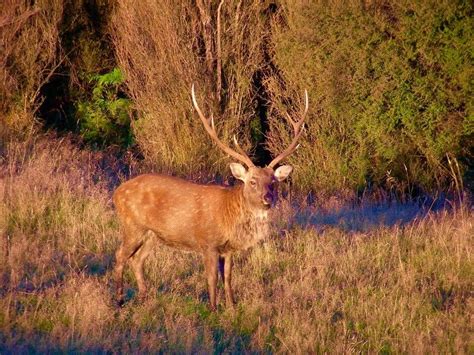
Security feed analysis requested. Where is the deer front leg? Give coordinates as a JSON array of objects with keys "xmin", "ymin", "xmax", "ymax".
[
  {"xmin": 203, "ymin": 251, "xmax": 219, "ymax": 311},
  {"xmin": 219, "ymin": 253, "xmax": 235, "ymax": 308}
]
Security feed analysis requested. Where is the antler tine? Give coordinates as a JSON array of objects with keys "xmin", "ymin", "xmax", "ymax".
[
  {"xmin": 191, "ymin": 84, "xmax": 254, "ymax": 167},
  {"xmin": 210, "ymin": 114, "xmax": 215, "ymax": 131},
  {"xmin": 268, "ymin": 89, "xmax": 309, "ymax": 169},
  {"xmin": 233, "ymin": 135, "xmax": 250, "ymax": 158},
  {"xmin": 285, "ymin": 89, "xmax": 308, "ymax": 129}
]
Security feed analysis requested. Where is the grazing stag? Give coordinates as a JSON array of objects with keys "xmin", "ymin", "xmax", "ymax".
[{"xmin": 113, "ymin": 85, "xmax": 308, "ymax": 310}]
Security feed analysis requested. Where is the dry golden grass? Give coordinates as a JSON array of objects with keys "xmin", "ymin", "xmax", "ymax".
[{"xmin": 0, "ymin": 136, "xmax": 472, "ymax": 353}]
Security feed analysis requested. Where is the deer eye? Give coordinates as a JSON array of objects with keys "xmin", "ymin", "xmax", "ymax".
[{"xmin": 249, "ymin": 180, "xmax": 257, "ymax": 187}]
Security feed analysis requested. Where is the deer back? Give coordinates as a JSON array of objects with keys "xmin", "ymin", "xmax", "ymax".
[{"xmin": 113, "ymin": 174, "xmax": 260, "ymax": 252}]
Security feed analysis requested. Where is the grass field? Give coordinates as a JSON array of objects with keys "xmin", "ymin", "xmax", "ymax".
[{"xmin": 1, "ymin": 137, "xmax": 472, "ymax": 353}]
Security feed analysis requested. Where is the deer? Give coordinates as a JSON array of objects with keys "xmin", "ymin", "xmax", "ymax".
[{"xmin": 113, "ymin": 84, "xmax": 308, "ymax": 310}]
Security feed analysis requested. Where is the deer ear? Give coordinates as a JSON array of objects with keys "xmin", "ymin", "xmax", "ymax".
[
  {"xmin": 274, "ymin": 165, "xmax": 293, "ymax": 182},
  {"xmin": 230, "ymin": 163, "xmax": 248, "ymax": 181}
]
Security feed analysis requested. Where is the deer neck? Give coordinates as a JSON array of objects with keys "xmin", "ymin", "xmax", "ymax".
[
  {"xmin": 226, "ymin": 184, "xmax": 269, "ymax": 218},
  {"xmin": 221, "ymin": 184, "xmax": 271, "ymax": 251}
]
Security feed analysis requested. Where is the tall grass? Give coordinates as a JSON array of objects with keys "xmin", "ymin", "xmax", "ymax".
[
  {"xmin": 1, "ymin": 136, "xmax": 122, "ymax": 293},
  {"xmin": 0, "ymin": 136, "xmax": 472, "ymax": 352}
]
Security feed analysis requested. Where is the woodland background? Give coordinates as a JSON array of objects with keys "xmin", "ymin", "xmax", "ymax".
[{"xmin": 1, "ymin": 0, "xmax": 472, "ymax": 195}]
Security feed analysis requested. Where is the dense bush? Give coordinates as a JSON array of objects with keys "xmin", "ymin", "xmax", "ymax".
[
  {"xmin": 76, "ymin": 68, "xmax": 132, "ymax": 147},
  {"xmin": 0, "ymin": 0, "xmax": 63, "ymax": 142},
  {"xmin": 112, "ymin": 0, "xmax": 274, "ymax": 176},
  {"xmin": 38, "ymin": 0, "xmax": 117, "ymax": 135},
  {"xmin": 1, "ymin": 0, "xmax": 472, "ymax": 195},
  {"xmin": 270, "ymin": 0, "xmax": 473, "ymax": 194}
]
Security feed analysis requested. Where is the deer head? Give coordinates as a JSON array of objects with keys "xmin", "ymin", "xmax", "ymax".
[{"xmin": 191, "ymin": 84, "xmax": 308, "ymax": 210}]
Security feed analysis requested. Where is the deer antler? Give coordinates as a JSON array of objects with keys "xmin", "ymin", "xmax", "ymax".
[
  {"xmin": 267, "ymin": 90, "xmax": 309, "ymax": 169},
  {"xmin": 192, "ymin": 84, "xmax": 255, "ymax": 168}
]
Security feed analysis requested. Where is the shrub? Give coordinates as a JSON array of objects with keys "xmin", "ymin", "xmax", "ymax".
[
  {"xmin": 0, "ymin": 0, "xmax": 63, "ymax": 143},
  {"xmin": 76, "ymin": 68, "xmax": 133, "ymax": 147},
  {"xmin": 270, "ymin": 0, "xmax": 473, "ymax": 194},
  {"xmin": 111, "ymin": 0, "xmax": 273, "ymax": 176}
]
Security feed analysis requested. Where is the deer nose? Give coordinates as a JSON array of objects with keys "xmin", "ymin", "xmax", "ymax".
[{"xmin": 263, "ymin": 192, "xmax": 273, "ymax": 205}]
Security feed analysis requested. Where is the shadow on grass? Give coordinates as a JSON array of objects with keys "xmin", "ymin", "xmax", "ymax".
[
  {"xmin": 294, "ymin": 197, "xmax": 451, "ymax": 233},
  {"xmin": 80, "ymin": 252, "xmax": 115, "ymax": 277},
  {"xmin": 1, "ymin": 252, "xmax": 115, "ymax": 296}
]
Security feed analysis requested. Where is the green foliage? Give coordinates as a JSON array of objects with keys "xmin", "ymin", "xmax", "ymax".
[
  {"xmin": 35, "ymin": 0, "xmax": 118, "ymax": 135},
  {"xmin": 76, "ymin": 68, "xmax": 133, "ymax": 147},
  {"xmin": 272, "ymin": 0, "xmax": 473, "ymax": 193},
  {"xmin": 250, "ymin": 117, "xmax": 265, "ymax": 145}
]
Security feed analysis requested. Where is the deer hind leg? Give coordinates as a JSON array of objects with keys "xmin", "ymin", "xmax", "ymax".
[
  {"xmin": 129, "ymin": 232, "xmax": 154, "ymax": 299},
  {"xmin": 114, "ymin": 222, "xmax": 147, "ymax": 304},
  {"xmin": 219, "ymin": 253, "xmax": 235, "ymax": 308}
]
